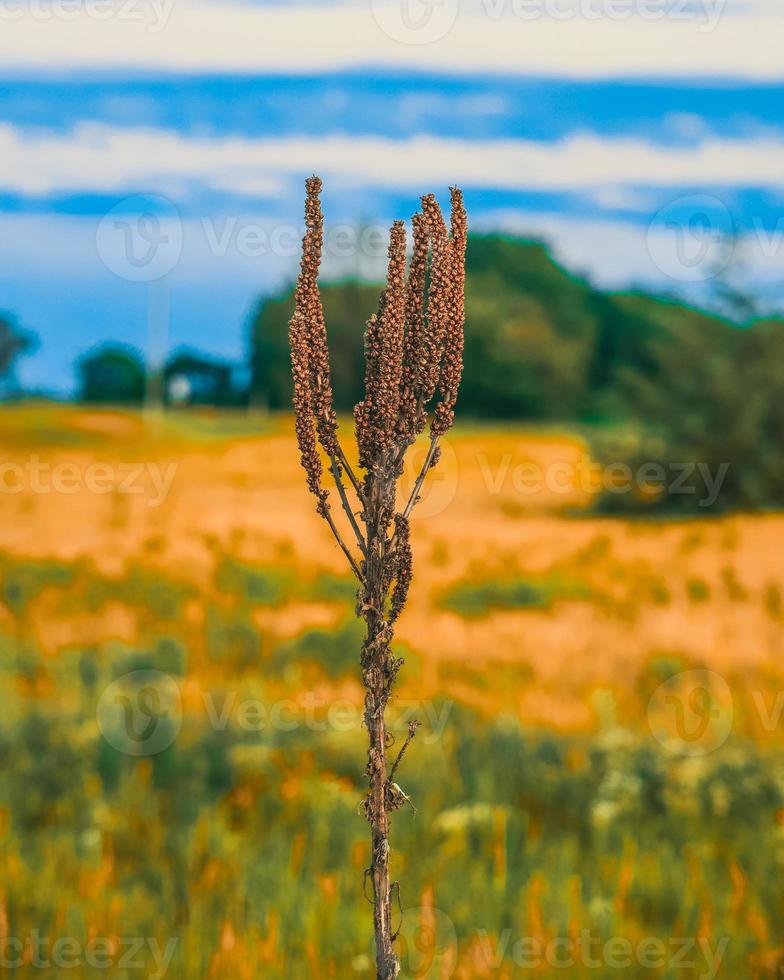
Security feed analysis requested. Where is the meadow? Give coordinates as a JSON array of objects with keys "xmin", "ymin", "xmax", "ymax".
[{"xmin": 0, "ymin": 404, "xmax": 783, "ymax": 978}]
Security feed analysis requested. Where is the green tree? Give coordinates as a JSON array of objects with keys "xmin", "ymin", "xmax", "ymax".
[
  {"xmin": 0, "ymin": 314, "xmax": 35, "ymax": 394},
  {"xmin": 76, "ymin": 344, "xmax": 145, "ymax": 404},
  {"xmin": 250, "ymin": 236, "xmax": 605, "ymax": 419},
  {"xmin": 595, "ymin": 297, "xmax": 784, "ymax": 513},
  {"xmin": 251, "ymin": 280, "xmax": 376, "ymax": 411}
]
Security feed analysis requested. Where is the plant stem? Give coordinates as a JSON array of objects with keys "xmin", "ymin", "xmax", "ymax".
[
  {"xmin": 402, "ymin": 435, "xmax": 439, "ymax": 520},
  {"xmin": 361, "ymin": 471, "xmax": 400, "ymax": 980},
  {"xmin": 329, "ymin": 455, "xmax": 367, "ymax": 556},
  {"xmin": 365, "ymin": 655, "xmax": 398, "ymax": 979}
]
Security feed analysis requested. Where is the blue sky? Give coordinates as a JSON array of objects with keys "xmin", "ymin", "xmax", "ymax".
[{"xmin": 2, "ymin": 0, "xmax": 783, "ymax": 393}]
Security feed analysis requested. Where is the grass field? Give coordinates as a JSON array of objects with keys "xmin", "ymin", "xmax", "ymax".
[{"xmin": 1, "ymin": 404, "xmax": 783, "ymax": 978}]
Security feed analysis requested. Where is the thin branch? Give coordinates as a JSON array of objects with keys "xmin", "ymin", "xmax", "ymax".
[
  {"xmin": 329, "ymin": 455, "xmax": 367, "ymax": 557},
  {"xmin": 333, "ymin": 442, "xmax": 365, "ymax": 502},
  {"xmin": 321, "ymin": 501, "xmax": 364, "ymax": 583},
  {"xmin": 401, "ymin": 435, "xmax": 439, "ymax": 520},
  {"xmin": 390, "ymin": 881, "xmax": 403, "ymax": 941},
  {"xmin": 389, "ymin": 719, "xmax": 420, "ymax": 785}
]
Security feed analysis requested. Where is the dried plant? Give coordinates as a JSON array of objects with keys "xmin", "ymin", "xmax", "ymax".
[{"xmin": 289, "ymin": 176, "xmax": 466, "ymax": 979}]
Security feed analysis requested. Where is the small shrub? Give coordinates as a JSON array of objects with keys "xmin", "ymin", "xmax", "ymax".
[{"xmin": 441, "ymin": 575, "xmax": 589, "ymax": 617}]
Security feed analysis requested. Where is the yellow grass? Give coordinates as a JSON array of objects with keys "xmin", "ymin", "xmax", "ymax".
[{"xmin": 2, "ymin": 404, "xmax": 782, "ymax": 741}]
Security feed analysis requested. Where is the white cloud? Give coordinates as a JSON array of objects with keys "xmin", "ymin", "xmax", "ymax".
[
  {"xmin": 0, "ymin": 0, "xmax": 781, "ymax": 79},
  {"xmin": 586, "ymin": 186, "xmax": 659, "ymax": 212},
  {"xmin": 663, "ymin": 113, "xmax": 713, "ymax": 141},
  {"xmin": 395, "ymin": 92, "xmax": 510, "ymax": 126},
  {"xmin": 3, "ymin": 125, "xmax": 784, "ymax": 198}
]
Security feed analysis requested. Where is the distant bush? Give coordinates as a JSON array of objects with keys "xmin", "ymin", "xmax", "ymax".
[
  {"xmin": 76, "ymin": 343, "xmax": 145, "ymax": 404},
  {"xmin": 215, "ymin": 556, "xmax": 296, "ymax": 605},
  {"xmin": 271, "ymin": 617, "xmax": 363, "ymax": 679},
  {"xmin": 441, "ymin": 574, "xmax": 589, "ymax": 617},
  {"xmin": 593, "ymin": 303, "xmax": 784, "ymax": 514}
]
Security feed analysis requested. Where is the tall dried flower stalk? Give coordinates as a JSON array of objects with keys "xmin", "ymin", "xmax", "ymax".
[{"xmin": 289, "ymin": 176, "xmax": 467, "ymax": 979}]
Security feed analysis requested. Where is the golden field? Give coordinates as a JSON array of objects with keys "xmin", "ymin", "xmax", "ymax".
[
  {"xmin": 0, "ymin": 403, "xmax": 783, "ymax": 978},
  {"xmin": 3, "ymin": 403, "xmax": 783, "ymax": 734}
]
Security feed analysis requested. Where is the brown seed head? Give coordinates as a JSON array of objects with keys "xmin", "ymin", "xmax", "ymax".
[
  {"xmin": 418, "ymin": 194, "xmax": 450, "ymax": 408},
  {"xmin": 354, "ymin": 220, "xmax": 407, "ymax": 469},
  {"xmin": 288, "ymin": 309, "xmax": 326, "ymax": 500},
  {"xmin": 399, "ymin": 211, "xmax": 430, "ymax": 440},
  {"xmin": 432, "ymin": 187, "xmax": 466, "ymax": 437},
  {"xmin": 295, "ymin": 175, "xmax": 340, "ymax": 460},
  {"xmin": 389, "ymin": 514, "xmax": 413, "ymax": 623}
]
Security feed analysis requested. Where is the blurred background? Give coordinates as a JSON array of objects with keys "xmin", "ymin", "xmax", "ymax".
[{"xmin": 1, "ymin": 0, "xmax": 784, "ymax": 977}]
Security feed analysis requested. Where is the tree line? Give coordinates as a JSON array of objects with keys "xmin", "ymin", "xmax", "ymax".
[
  {"xmin": 2, "ymin": 233, "xmax": 782, "ymax": 512},
  {"xmin": 251, "ymin": 234, "xmax": 784, "ymax": 513}
]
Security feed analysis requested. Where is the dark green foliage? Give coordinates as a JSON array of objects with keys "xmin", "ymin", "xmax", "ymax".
[
  {"xmin": 0, "ymin": 314, "xmax": 35, "ymax": 391},
  {"xmin": 248, "ymin": 235, "xmax": 718, "ymax": 422},
  {"xmin": 0, "ymin": 555, "xmax": 74, "ymax": 616},
  {"xmin": 593, "ymin": 302, "xmax": 784, "ymax": 514},
  {"xmin": 0, "ymin": 712, "xmax": 89, "ymax": 832},
  {"xmin": 250, "ymin": 236, "xmax": 609, "ymax": 420},
  {"xmin": 215, "ymin": 556, "xmax": 296, "ymax": 605},
  {"xmin": 112, "ymin": 637, "xmax": 187, "ymax": 678},
  {"xmin": 163, "ymin": 349, "xmax": 246, "ymax": 407},
  {"xmin": 441, "ymin": 574, "xmax": 590, "ymax": 617},
  {"xmin": 250, "ymin": 233, "xmax": 784, "ymax": 512},
  {"xmin": 272, "ymin": 616, "xmax": 364, "ymax": 679},
  {"xmin": 85, "ymin": 562, "xmax": 193, "ymax": 622},
  {"xmin": 206, "ymin": 603, "xmax": 261, "ymax": 667},
  {"xmin": 76, "ymin": 343, "xmax": 146, "ymax": 404},
  {"xmin": 460, "ymin": 237, "xmax": 602, "ymax": 419},
  {"xmin": 306, "ymin": 571, "xmax": 357, "ymax": 605},
  {"xmin": 687, "ymin": 579, "xmax": 710, "ymax": 602},
  {"xmin": 251, "ymin": 280, "xmax": 377, "ymax": 411}
]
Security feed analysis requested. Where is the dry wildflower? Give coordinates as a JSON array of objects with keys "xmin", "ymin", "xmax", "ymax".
[
  {"xmin": 416, "ymin": 193, "xmax": 450, "ymax": 409},
  {"xmin": 432, "ymin": 187, "xmax": 466, "ymax": 437},
  {"xmin": 296, "ymin": 175, "xmax": 340, "ymax": 460},
  {"xmin": 399, "ymin": 211, "xmax": 429, "ymax": 440},
  {"xmin": 288, "ymin": 309, "xmax": 325, "ymax": 501},
  {"xmin": 376, "ymin": 221, "xmax": 407, "ymax": 448},
  {"xmin": 288, "ymin": 177, "xmax": 467, "ymax": 980},
  {"xmin": 355, "ymin": 311, "xmax": 383, "ymax": 468}
]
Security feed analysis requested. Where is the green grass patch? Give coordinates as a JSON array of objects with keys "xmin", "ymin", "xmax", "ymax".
[
  {"xmin": 0, "ymin": 553, "xmax": 76, "ymax": 616},
  {"xmin": 215, "ymin": 556, "xmax": 297, "ymax": 606},
  {"xmin": 271, "ymin": 617, "xmax": 364, "ymax": 679},
  {"xmin": 686, "ymin": 578, "xmax": 710, "ymax": 602},
  {"xmin": 441, "ymin": 574, "xmax": 589, "ymax": 617},
  {"xmin": 305, "ymin": 571, "xmax": 358, "ymax": 605}
]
